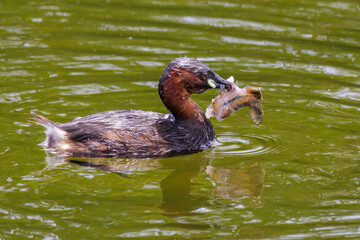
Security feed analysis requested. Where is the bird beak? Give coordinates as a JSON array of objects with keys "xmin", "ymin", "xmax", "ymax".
[{"xmin": 207, "ymin": 73, "xmax": 232, "ymax": 90}]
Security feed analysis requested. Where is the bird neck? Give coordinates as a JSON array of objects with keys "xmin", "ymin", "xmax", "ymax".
[{"xmin": 159, "ymin": 69, "xmax": 206, "ymax": 122}]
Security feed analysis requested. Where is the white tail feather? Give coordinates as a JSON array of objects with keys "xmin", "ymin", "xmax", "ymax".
[{"xmin": 32, "ymin": 113, "xmax": 69, "ymax": 150}]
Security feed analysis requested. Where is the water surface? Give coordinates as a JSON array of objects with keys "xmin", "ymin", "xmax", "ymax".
[{"xmin": 0, "ymin": 0, "xmax": 359, "ymax": 239}]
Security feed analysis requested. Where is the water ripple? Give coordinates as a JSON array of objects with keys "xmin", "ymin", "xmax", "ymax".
[
  {"xmin": 99, "ymin": 23, "xmax": 176, "ymax": 33},
  {"xmin": 221, "ymin": 36, "xmax": 282, "ymax": 46},
  {"xmin": 123, "ymin": 45, "xmax": 187, "ymax": 54},
  {"xmin": 215, "ymin": 134, "xmax": 284, "ymax": 156},
  {"xmin": 0, "ymin": 147, "xmax": 10, "ymax": 155},
  {"xmin": 154, "ymin": 15, "xmax": 289, "ymax": 32},
  {"xmin": 59, "ymin": 62, "xmax": 125, "ymax": 71},
  {"xmin": 73, "ymin": 55, "xmax": 127, "ymax": 61},
  {"xmin": 54, "ymin": 84, "xmax": 127, "ymax": 95},
  {"xmin": 242, "ymin": 61, "xmax": 359, "ymax": 77},
  {"xmin": 315, "ymin": 88, "xmax": 360, "ymax": 101},
  {"xmin": 0, "ymin": 90, "xmax": 37, "ymax": 103}
]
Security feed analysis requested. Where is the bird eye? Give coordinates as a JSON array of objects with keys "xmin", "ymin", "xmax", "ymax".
[{"xmin": 201, "ymin": 73, "xmax": 208, "ymax": 80}]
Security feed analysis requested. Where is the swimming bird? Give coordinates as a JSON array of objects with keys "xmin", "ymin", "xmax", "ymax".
[{"xmin": 33, "ymin": 57, "xmax": 231, "ymax": 158}]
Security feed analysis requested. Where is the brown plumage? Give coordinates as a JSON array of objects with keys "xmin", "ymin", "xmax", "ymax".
[{"xmin": 33, "ymin": 57, "xmax": 231, "ymax": 158}]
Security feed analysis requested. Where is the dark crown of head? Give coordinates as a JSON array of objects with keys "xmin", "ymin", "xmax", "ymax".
[
  {"xmin": 169, "ymin": 57, "xmax": 209, "ymax": 74},
  {"xmin": 160, "ymin": 57, "xmax": 210, "ymax": 83}
]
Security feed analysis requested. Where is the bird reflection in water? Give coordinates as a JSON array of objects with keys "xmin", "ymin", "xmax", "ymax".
[
  {"xmin": 43, "ymin": 154, "xmax": 265, "ymax": 214},
  {"xmin": 206, "ymin": 164, "xmax": 264, "ymax": 200}
]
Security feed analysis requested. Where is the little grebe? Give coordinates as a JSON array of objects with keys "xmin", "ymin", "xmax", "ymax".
[{"xmin": 33, "ymin": 57, "xmax": 231, "ymax": 158}]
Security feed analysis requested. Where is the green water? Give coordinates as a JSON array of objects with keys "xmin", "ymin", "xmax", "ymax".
[{"xmin": 1, "ymin": 0, "xmax": 359, "ymax": 239}]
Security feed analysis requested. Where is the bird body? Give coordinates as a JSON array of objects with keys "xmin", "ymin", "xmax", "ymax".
[{"xmin": 34, "ymin": 57, "xmax": 230, "ymax": 158}]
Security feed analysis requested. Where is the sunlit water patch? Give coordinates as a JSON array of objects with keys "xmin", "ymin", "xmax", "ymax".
[{"xmin": 316, "ymin": 87, "xmax": 360, "ymax": 102}]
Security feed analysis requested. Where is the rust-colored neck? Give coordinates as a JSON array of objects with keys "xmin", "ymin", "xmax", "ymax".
[{"xmin": 159, "ymin": 69, "xmax": 206, "ymax": 122}]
